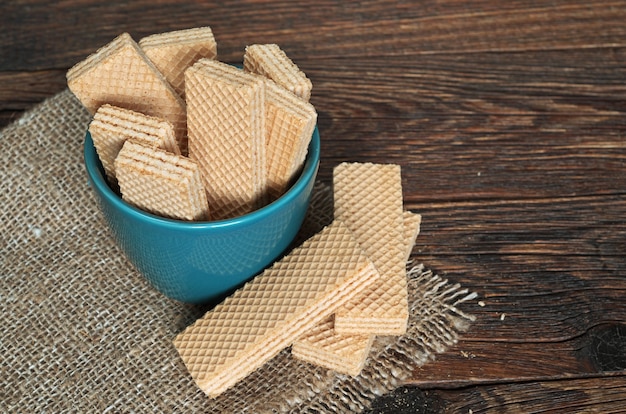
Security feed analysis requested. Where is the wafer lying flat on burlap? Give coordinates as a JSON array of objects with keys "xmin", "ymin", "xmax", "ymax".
[
  {"xmin": 89, "ymin": 104, "xmax": 180, "ymax": 181},
  {"xmin": 139, "ymin": 26, "xmax": 217, "ymax": 100},
  {"xmin": 66, "ymin": 32, "xmax": 187, "ymax": 150},
  {"xmin": 173, "ymin": 220, "xmax": 380, "ymax": 398},
  {"xmin": 264, "ymin": 79, "xmax": 317, "ymax": 201},
  {"xmin": 292, "ymin": 211, "xmax": 422, "ymax": 375},
  {"xmin": 186, "ymin": 59, "xmax": 266, "ymax": 220},
  {"xmin": 244, "ymin": 43, "xmax": 312, "ymax": 101},
  {"xmin": 114, "ymin": 140, "xmax": 209, "ymax": 221},
  {"xmin": 333, "ymin": 162, "xmax": 408, "ymax": 335}
]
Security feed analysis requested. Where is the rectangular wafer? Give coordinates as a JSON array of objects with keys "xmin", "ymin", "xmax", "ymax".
[
  {"xmin": 66, "ymin": 32, "xmax": 187, "ymax": 151},
  {"xmin": 114, "ymin": 140, "xmax": 209, "ymax": 221},
  {"xmin": 185, "ymin": 59, "xmax": 266, "ymax": 220},
  {"xmin": 243, "ymin": 43, "xmax": 312, "ymax": 101},
  {"xmin": 89, "ymin": 104, "xmax": 180, "ymax": 181},
  {"xmin": 291, "ymin": 315, "xmax": 372, "ymax": 376},
  {"xmin": 139, "ymin": 26, "xmax": 217, "ymax": 99},
  {"xmin": 332, "ymin": 162, "xmax": 408, "ymax": 335},
  {"xmin": 402, "ymin": 211, "xmax": 422, "ymax": 262},
  {"xmin": 173, "ymin": 220, "xmax": 380, "ymax": 398},
  {"xmin": 292, "ymin": 182, "xmax": 334, "ymax": 247},
  {"xmin": 264, "ymin": 79, "xmax": 317, "ymax": 201},
  {"xmin": 291, "ymin": 211, "xmax": 422, "ymax": 375}
]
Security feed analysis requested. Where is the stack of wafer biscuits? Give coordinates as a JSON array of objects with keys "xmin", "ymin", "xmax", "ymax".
[
  {"xmin": 174, "ymin": 163, "xmax": 423, "ymax": 396},
  {"xmin": 292, "ymin": 163, "xmax": 421, "ymax": 376},
  {"xmin": 292, "ymin": 209, "xmax": 421, "ymax": 375},
  {"xmin": 68, "ymin": 28, "xmax": 317, "ymax": 222},
  {"xmin": 174, "ymin": 220, "xmax": 380, "ymax": 397}
]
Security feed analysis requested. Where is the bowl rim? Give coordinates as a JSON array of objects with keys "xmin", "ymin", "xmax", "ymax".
[{"xmin": 83, "ymin": 125, "xmax": 320, "ymax": 230}]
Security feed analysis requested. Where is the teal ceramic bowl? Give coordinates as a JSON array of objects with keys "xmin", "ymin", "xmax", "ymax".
[{"xmin": 84, "ymin": 127, "xmax": 320, "ymax": 304}]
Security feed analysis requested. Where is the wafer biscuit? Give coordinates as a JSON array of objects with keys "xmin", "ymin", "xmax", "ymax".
[
  {"xmin": 291, "ymin": 315, "xmax": 372, "ymax": 376},
  {"xmin": 402, "ymin": 211, "xmax": 422, "ymax": 262},
  {"xmin": 244, "ymin": 43, "xmax": 312, "ymax": 101},
  {"xmin": 89, "ymin": 104, "xmax": 180, "ymax": 181},
  {"xmin": 140, "ymin": 26, "xmax": 217, "ymax": 99},
  {"xmin": 292, "ymin": 182, "xmax": 334, "ymax": 247},
  {"xmin": 292, "ymin": 211, "xmax": 422, "ymax": 375},
  {"xmin": 66, "ymin": 32, "xmax": 187, "ymax": 152},
  {"xmin": 186, "ymin": 59, "xmax": 267, "ymax": 220},
  {"xmin": 173, "ymin": 220, "xmax": 379, "ymax": 398},
  {"xmin": 114, "ymin": 140, "xmax": 209, "ymax": 221},
  {"xmin": 264, "ymin": 79, "xmax": 317, "ymax": 201},
  {"xmin": 333, "ymin": 163, "xmax": 408, "ymax": 335}
]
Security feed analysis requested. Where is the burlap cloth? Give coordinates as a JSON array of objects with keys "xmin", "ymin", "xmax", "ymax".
[{"xmin": 0, "ymin": 90, "xmax": 477, "ymax": 413}]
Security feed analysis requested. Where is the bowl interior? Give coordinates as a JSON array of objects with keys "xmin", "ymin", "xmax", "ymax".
[{"xmin": 84, "ymin": 126, "xmax": 321, "ymax": 229}]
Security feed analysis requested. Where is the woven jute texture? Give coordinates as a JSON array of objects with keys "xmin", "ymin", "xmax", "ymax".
[{"xmin": 0, "ymin": 90, "xmax": 476, "ymax": 413}]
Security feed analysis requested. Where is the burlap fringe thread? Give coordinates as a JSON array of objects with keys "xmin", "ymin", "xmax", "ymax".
[
  {"xmin": 208, "ymin": 262, "xmax": 477, "ymax": 414},
  {"xmin": 0, "ymin": 90, "xmax": 476, "ymax": 413}
]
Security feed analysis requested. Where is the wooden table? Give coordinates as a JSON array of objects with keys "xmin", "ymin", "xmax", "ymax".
[{"xmin": 3, "ymin": 1, "xmax": 625, "ymax": 411}]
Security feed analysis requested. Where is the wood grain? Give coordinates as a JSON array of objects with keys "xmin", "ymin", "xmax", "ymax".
[
  {"xmin": 2, "ymin": 1, "xmax": 626, "ymax": 127},
  {"xmin": 306, "ymin": 49, "xmax": 626, "ymax": 198},
  {"xmin": 368, "ymin": 378, "xmax": 626, "ymax": 413},
  {"xmin": 3, "ymin": 0, "xmax": 626, "ymax": 69},
  {"xmin": 0, "ymin": 70, "xmax": 67, "ymax": 127},
  {"xmin": 430, "ymin": 377, "xmax": 626, "ymax": 413}
]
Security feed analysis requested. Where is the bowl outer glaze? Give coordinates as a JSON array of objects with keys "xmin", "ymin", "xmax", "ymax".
[{"xmin": 84, "ymin": 127, "xmax": 320, "ymax": 304}]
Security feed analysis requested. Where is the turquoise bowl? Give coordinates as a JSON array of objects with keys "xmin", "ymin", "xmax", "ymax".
[{"xmin": 84, "ymin": 127, "xmax": 320, "ymax": 304}]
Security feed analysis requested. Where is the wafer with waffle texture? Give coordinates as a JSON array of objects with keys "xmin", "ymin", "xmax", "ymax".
[
  {"xmin": 291, "ymin": 211, "xmax": 422, "ymax": 375},
  {"xmin": 67, "ymin": 32, "xmax": 187, "ymax": 151},
  {"xmin": 139, "ymin": 26, "xmax": 217, "ymax": 100},
  {"xmin": 114, "ymin": 140, "xmax": 208, "ymax": 221},
  {"xmin": 402, "ymin": 211, "xmax": 422, "ymax": 262},
  {"xmin": 332, "ymin": 162, "xmax": 408, "ymax": 335},
  {"xmin": 88, "ymin": 104, "xmax": 180, "ymax": 181},
  {"xmin": 173, "ymin": 220, "xmax": 379, "ymax": 398},
  {"xmin": 186, "ymin": 59, "xmax": 266, "ymax": 220},
  {"xmin": 264, "ymin": 79, "xmax": 317, "ymax": 201},
  {"xmin": 243, "ymin": 43, "xmax": 312, "ymax": 101}
]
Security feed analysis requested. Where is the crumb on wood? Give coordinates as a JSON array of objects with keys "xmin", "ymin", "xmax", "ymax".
[{"xmin": 460, "ymin": 350, "xmax": 476, "ymax": 359}]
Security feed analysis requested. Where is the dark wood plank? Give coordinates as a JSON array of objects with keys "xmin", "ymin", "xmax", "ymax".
[
  {"xmin": 3, "ymin": 1, "xmax": 626, "ymax": 128},
  {"xmin": 3, "ymin": 0, "xmax": 626, "ymax": 71},
  {"xmin": 306, "ymin": 49, "xmax": 626, "ymax": 201},
  {"xmin": 426, "ymin": 376, "xmax": 626, "ymax": 413},
  {"xmin": 0, "ymin": 70, "xmax": 67, "ymax": 127},
  {"xmin": 367, "ymin": 377, "xmax": 626, "ymax": 413},
  {"xmin": 401, "ymin": 194, "xmax": 626, "ymax": 383}
]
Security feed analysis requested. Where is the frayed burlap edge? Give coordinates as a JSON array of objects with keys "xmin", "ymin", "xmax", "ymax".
[
  {"xmin": 207, "ymin": 261, "xmax": 477, "ymax": 414},
  {"xmin": 289, "ymin": 263, "xmax": 477, "ymax": 413},
  {"xmin": 0, "ymin": 89, "xmax": 476, "ymax": 413}
]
